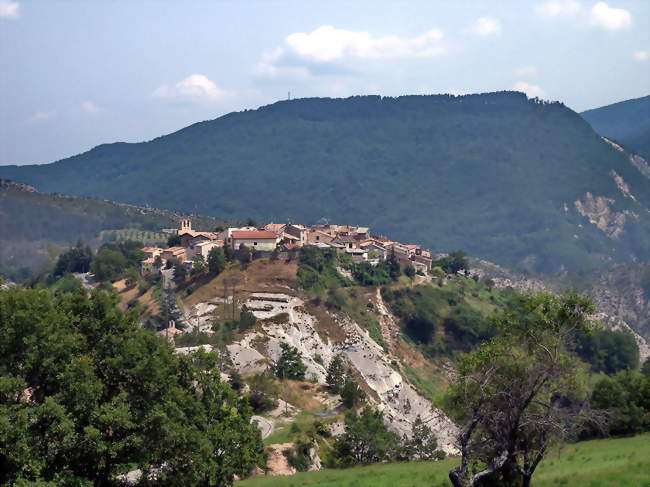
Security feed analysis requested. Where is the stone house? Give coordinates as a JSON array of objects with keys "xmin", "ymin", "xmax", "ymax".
[{"xmin": 230, "ymin": 230, "xmax": 279, "ymax": 252}]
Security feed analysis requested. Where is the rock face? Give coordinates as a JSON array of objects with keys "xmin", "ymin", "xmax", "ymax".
[
  {"xmin": 574, "ymin": 192, "xmax": 635, "ymax": 239},
  {"xmin": 223, "ymin": 292, "xmax": 458, "ymax": 455},
  {"xmin": 603, "ymin": 137, "xmax": 650, "ymax": 180},
  {"xmin": 589, "ymin": 262, "xmax": 650, "ymax": 345}
]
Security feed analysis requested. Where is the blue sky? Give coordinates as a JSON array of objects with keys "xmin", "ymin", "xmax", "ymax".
[{"xmin": 1, "ymin": 0, "xmax": 648, "ymax": 165}]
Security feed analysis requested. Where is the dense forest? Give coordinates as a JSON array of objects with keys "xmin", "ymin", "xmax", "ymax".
[
  {"xmin": 2, "ymin": 92, "xmax": 649, "ymax": 274},
  {"xmin": 0, "ymin": 181, "xmax": 224, "ymax": 279},
  {"xmin": 581, "ymin": 94, "xmax": 650, "ymax": 160}
]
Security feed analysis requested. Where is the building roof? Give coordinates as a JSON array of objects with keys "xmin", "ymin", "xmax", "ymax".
[
  {"xmin": 164, "ymin": 246, "xmax": 186, "ymax": 255},
  {"xmin": 231, "ymin": 230, "xmax": 278, "ymax": 240},
  {"xmin": 282, "ymin": 242, "xmax": 301, "ymax": 250},
  {"xmin": 195, "ymin": 240, "xmax": 220, "ymax": 247},
  {"xmin": 334, "ymin": 235, "xmax": 357, "ymax": 244},
  {"xmin": 141, "ymin": 247, "xmax": 159, "ymax": 252},
  {"xmin": 264, "ymin": 223, "xmax": 287, "ymax": 233},
  {"xmin": 356, "ymin": 227, "xmax": 369, "ymax": 234}
]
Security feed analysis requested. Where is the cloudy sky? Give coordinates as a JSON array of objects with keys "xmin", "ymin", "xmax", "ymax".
[{"xmin": 1, "ymin": 0, "xmax": 648, "ymax": 165}]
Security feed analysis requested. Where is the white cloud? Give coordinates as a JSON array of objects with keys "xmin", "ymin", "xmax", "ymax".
[
  {"xmin": 81, "ymin": 100, "xmax": 103, "ymax": 113},
  {"xmin": 633, "ymin": 50, "xmax": 649, "ymax": 61},
  {"xmin": 468, "ymin": 17, "xmax": 501, "ymax": 36},
  {"xmin": 515, "ymin": 65, "xmax": 539, "ymax": 77},
  {"xmin": 513, "ymin": 81, "xmax": 546, "ymax": 98},
  {"xmin": 589, "ymin": 2, "xmax": 631, "ymax": 30},
  {"xmin": 30, "ymin": 111, "xmax": 56, "ymax": 122},
  {"xmin": 0, "ymin": 0, "xmax": 19, "ymax": 19},
  {"xmin": 257, "ymin": 25, "xmax": 448, "ymax": 78},
  {"xmin": 535, "ymin": 0, "xmax": 582, "ymax": 18},
  {"xmin": 152, "ymin": 74, "xmax": 230, "ymax": 102}
]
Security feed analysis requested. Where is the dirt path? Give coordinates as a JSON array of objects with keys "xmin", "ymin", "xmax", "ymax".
[{"xmin": 252, "ymin": 415, "xmax": 273, "ymax": 439}]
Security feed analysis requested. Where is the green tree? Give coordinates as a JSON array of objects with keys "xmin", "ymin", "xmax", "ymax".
[
  {"xmin": 238, "ymin": 244, "xmax": 252, "ymax": 265},
  {"xmin": 435, "ymin": 250, "xmax": 469, "ymax": 274},
  {"xmin": 53, "ymin": 241, "xmax": 93, "ymax": 276},
  {"xmin": 331, "ymin": 406, "xmax": 400, "ymax": 467},
  {"xmin": 326, "ymin": 354, "xmax": 347, "ymax": 393},
  {"xmin": 223, "ymin": 241, "xmax": 234, "ymax": 262},
  {"xmin": 274, "ymin": 343, "xmax": 307, "ymax": 381},
  {"xmin": 401, "ymin": 415, "xmax": 444, "ymax": 461},
  {"xmin": 167, "ymin": 234, "xmax": 182, "ymax": 247},
  {"xmin": 340, "ymin": 376, "xmax": 366, "ymax": 409},
  {"xmin": 91, "ymin": 248, "xmax": 127, "ymax": 282},
  {"xmin": 237, "ymin": 305, "xmax": 257, "ymax": 333},
  {"xmin": 192, "ymin": 255, "xmax": 207, "ymax": 275},
  {"xmin": 0, "ymin": 286, "xmax": 264, "ymax": 486},
  {"xmin": 575, "ymin": 328, "xmax": 639, "ymax": 374},
  {"xmin": 444, "ymin": 292, "xmax": 598, "ymax": 487},
  {"xmin": 386, "ymin": 251, "xmax": 401, "ymax": 281},
  {"xmin": 207, "ymin": 247, "xmax": 226, "ymax": 276},
  {"xmin": 403, "ymin": 264, "xmax": 416, "ymax": 279},
  {"xmin": 590, "ymin": 370, "xmax": 650, "ymax": 436},
  {"xmin": 173, "ymin": 261, "xmax": 187, "ymax": 285},
  {"xmin": 642, "ymin": 357, "xmax": 650, "ymax": 377},
  {"xmin": 124, "ymin": 266, "xmax": 140, "ymax": 287}
]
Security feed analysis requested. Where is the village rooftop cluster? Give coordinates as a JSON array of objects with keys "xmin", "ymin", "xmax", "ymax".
[{"xmin": 140, "ymin": 220, "xmax": 434, "ymax": 274}]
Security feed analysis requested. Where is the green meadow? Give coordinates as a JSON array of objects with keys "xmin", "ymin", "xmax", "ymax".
[{"xmin": 240, "ymin": 434, "xmax": 650, "ymax": 487}]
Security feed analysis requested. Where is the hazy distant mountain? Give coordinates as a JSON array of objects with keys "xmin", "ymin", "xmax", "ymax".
[
  {"xmin": 581, "ymin": 94, "xmax": 650, "ymax": 160},
  {"xmin": 2, "ymin": 92, "xmax": 650, "ymax": 273}
]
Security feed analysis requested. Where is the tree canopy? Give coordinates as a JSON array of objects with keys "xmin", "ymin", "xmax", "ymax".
[
  {"xmin": 443, "ymin": 292, "xmax": 599, "ymax": 487},
  {"xmin": 0, "ymin": 286, "xmax": 263, "ymax": 486}
]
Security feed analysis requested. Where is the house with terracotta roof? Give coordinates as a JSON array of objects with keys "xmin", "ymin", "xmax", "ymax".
[
  {"xmin": 230, "ymin": 230, "xmax": 279, "ymax": 251},
  {"xmin": 264, "ymin": 223, "xmax": 287, "ymax": 236},
  {"xmin": 161, "ymin": 246, "xmax": 186, "ymax": 262},
  {"xmin": 284, "ymin": 224, "xmax": 308, "ymax": 246},
  {"xmin": 359, "ymin": 240, "xmax": 387, "ymax": 259},
  {"xmin": 333, "ymin": 235, "xmax": 359, "ymax": 250},
  {"xmin": 307, "ymin": 229, "xmax": 335, "ymax": 245}
]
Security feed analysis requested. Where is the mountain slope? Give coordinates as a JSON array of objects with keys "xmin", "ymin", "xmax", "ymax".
[
  {"xmin": 0, "ymin": 180, "xmax": 223, "ymax": 276},
  {"xmin": 581, "ymin": 94, "xmax": 650, "ymax": 160},
  {"xmin": 2, "ymin": 92, "xmax": 650, "ymax": 273}
]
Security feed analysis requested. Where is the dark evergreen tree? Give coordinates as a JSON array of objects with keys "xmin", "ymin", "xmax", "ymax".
[
  {"xmin": 326, "ymin": 354, "xmax": 347, "ymax": 393},
  {"xmin": 207, "ymin": 246, "xmax": 226, "ymax": 275},
  {"xmin": 274, "ymin": 343, "xmax": 307, "ymax": 380}
]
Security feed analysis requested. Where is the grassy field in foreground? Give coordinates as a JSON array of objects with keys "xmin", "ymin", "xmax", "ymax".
[{"xmin": 239, "ymin": 434, "xmax": 650, "ymax": 487}]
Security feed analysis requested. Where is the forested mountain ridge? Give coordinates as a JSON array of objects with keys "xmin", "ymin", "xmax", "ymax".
[
  {"xmin": 2, "ymin": 91, "xmax": 650, "ymax": 273},
  {"xmin": 581, "ymin": 94, "xmax": 650, "ymax": 160}
]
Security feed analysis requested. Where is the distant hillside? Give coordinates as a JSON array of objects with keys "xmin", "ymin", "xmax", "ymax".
[
  {"xmin": 581, "ymin": 94, "xmax": 650, "ymax": 160},
  {"xmin": 2, "ymin": 92, "xmax": 650, "ymax": 273},
  {"xmin": 0, "ymin": 180, "xmax": 224, "ymax": 278}
]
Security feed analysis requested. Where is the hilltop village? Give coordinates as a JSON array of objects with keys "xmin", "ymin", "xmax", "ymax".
[{"xmin": 140, "ymin": 220, "xmax": 435, "ymax": 276}]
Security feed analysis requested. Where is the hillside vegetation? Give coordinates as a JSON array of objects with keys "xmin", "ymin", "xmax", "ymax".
[
  {"xmin": 582, "ymin": 94, "xmax": 650, "ymax": 160},
  {"xmin": 0, "ymin": 180, "xmax": 223, "ymax": 277},
  {"xmin": 2, "ymin": 92, "xmax": 650, "ymax": 274},
  {"xmin": 238, "ymin": 434, "xmax": 650, "ymax": 487}
]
